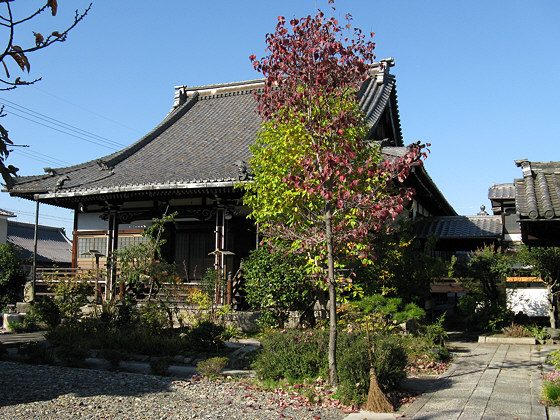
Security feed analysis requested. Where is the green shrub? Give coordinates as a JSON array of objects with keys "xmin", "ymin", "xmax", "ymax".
[
  {"xmin": 18, "ymin": 342, "xmax": 55, "ymax": 365},
  {"xmin": 541, "ymin": 371, "xmax": 560, "ymax": 406},
  {"xmin": 33, "ymin": 297, "xmax": 61, "ymax": 329},
  {"xmin": 150, "ymin": 357, "xmax": 171, "ymax": 376},
  {"xmin": 220, "ymin": 324, "xmax": 238, "ymax": 341},
  {"xmin": 253, "ymin": 329, "xmax": 407, "ymax": 404},
  {"xmin": 99, "ymin": 348, "xmax": 127, "ymax": 369},
  {"xmin": 243, "ymin": 245, "xmax": 314, "ymax": 327},
  {"xmin": 187, "ymin": 321, "xmax": 224, "ymax": 353},
  {"xmin": 253, "ymin": 329, "xmax": 329, "ymax": 381},
  {"xmin": 547, "ymin": 350, "xmax": 560, "ymax": 370},
  {"xmin": 527, "ymin": 325, "xmax": 550, "ymax": 342},
  {"xmin": 138, "ymin": 301, "xmax": 172, "ymax": 333},
  {"xmin": 196, "ymin": 356, "xmax": 229, "ymax": 377},
  {"xmin": 8, "ymin": 319, "xmax": 24, "ymax": 333},
  {"xmin": 0, "ymin": 243, "xmax": 25, "ymax": 306},
  {"xmin": 424, "ymin": 313, "xmax": 448, "ymax": 346},
  {"xmin": 55, "ymin": 342, "xmax": 89, "ymax": 367},
  {"xmin": 458, "ymin": 294, "xmax": 513, "ymax": 332},
  {"xmin": 256, "ymin": 309, "xmax": 281, "ymax": 329}
]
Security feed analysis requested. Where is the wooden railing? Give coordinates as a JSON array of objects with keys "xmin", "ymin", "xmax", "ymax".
[
  {"xmin": 35, "ymin": 267, "xmax": 108, "ymax": 300},
  {"xmin": 33, "ymin": 268, "xmax": 206, "ymax": 305}
]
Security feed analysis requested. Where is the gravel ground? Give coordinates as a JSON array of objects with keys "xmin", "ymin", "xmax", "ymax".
[{"xmin": 0, "ymin": 361, "xmax": 348, "ymax": 419}]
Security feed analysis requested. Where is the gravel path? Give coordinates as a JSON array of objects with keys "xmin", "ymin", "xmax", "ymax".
[{"xmin": 0, "ymin": 361, "xmax": 348, "ymax": 419}]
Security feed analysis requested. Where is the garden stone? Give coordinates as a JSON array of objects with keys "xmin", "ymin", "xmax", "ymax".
[
  {"xmin": 131, "ymin": 354, "xmax": 150, "ymax": 362},
  {"xmin": 172, "ymin": 355, "xmax": 184, "ymax": 364},
  {"xmin": 16, "ymin": 302, "xmax": 31, "ymax": 314},
  {"xmin": 2, "ymin": 313, "xmax": 23, "ymax": 331},
  {"xmin": 548, "ymin": 328, "xmax": 560, "ymax": 340}
]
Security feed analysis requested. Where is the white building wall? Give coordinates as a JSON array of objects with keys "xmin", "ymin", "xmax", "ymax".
[
  {"xmin": 507, "ymin": 287, "xmax": 549, "ymax": 317},
  {"xmin": 76, "ymin": 213, "xmax": 152, "ymax": 231}
]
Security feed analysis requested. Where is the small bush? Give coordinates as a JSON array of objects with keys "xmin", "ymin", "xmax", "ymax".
[
  {"xmin": 252, "ymin": 329, "xmax": 328, "ymax": 381},
  {"xmin": 56, "ymin": 342, "xmax": 89, "ymax": 367},
  {"xmin": 527, "ymin": 325, "xmax": 550, "ymax": 342},
  {"xmin": 541, "ymin": 371, "xmax": 560, "ymax": 406},
  {"xmin": 99, "ymin": 348, "xmax": 127, "ymax": 369},
  {"xmin": 196, "ymin": 356, "xmax": 229, "ymax": 377},
  {"xmin": 503, "ymin": 323, "xmax": 531, "ymax": 338},
  {"xmin": 18, "ymin": 342, "xmax": 55, "ymax": 365},
  {"xmin": 188, "ymin": 321, "xmax": 224, "ymax": 353},
  {"xmin": 424, "ymin": 314, "xmax": 448, "ymax": 346},
  {"xmin": 547, "ymin": 350, "xmax": 560, "ymax": 370},
  {"xmin": 150, "ymin": 357, "xmax": 171, "ymax": 376},
  {"xmin": 33, "ymin": 297, "xmax": 61, "ymax": 329}
]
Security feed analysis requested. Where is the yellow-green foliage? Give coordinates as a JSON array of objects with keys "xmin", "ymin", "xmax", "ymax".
[{"xmin": 196, "ymin": 356, "xmax": 229, "ymax": 377}]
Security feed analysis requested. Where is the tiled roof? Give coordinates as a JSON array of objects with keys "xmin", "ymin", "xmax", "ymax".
[
  {"xmin": 0, "ymin": 208, "xmax": 15, "ymax": 217},
  {"xmin": 488, "ymin": 183, "xmax": 515, "ymax": 200},
  {"xmin": 414, "ymin": 215, "xmax": 502, "ymax": 239},
  {"xmin": 514, "ymin": 160, "xmax": 560, "ymax": 220},
  {"xmin": 358, "ymin": 60, "xmax": 403, "ymax": 146},
  {"xmin": 6, "ymin": 61, "xmax": 409, "ymax": 203},
  {"xmin": 7, "ymin": 221, "xmax": 72, "ymax": 263}
]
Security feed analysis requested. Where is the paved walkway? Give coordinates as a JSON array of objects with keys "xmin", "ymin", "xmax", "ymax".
[
  {"xmin": 0, "ymin": 331, "xmax": 46, "ymax": 346},
  {"xmin": 401, "ymin": 342, "xmax": 559, "ymax": 420}
]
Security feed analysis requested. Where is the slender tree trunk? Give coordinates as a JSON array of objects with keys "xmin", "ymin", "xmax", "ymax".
[
  {"xmin": 548, "ymin": 285, "xmax": 557, "ymax": 329},
  {"xmin": 325, "ymin": 207, "xmax": 338, "ymax": 387}
]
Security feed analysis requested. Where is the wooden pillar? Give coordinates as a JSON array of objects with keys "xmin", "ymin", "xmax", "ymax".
[
  {"xmin": 106, "ymin": 211, "xmax": 119, "ymax": 300},
  {"xmin": 31, "ymin": 199, "xmax": 40, "ymax": 301}
]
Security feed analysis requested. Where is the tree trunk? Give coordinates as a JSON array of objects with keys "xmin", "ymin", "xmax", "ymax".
[
  {"xmin": 325, "ymin": 207, "xmax": 338, "ymax": 387},
  {"xmin": 548, "ymin": 285, "xmax": 557, "ymax": 329}
]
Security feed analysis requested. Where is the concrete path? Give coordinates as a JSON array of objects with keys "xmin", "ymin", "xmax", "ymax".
[
  {"xmin": 0, "ymin": 331, "xmax": 46, "ymax": 346},
  {"xmin": 400, "ymin": 342, "xmax": 559, "ymax": 420}
]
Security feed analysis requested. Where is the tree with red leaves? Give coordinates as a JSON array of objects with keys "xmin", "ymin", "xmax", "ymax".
[{"xmin": 244, "ymin": 3, "xmax": 426, "ymax": 386}]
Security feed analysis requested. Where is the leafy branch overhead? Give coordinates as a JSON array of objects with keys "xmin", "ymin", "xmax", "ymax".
[{"xmin": 0, "ymin": 1, "xmax": 91, "ymax": 188}]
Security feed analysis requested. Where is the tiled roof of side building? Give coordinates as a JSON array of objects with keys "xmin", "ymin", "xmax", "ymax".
[
  {"xmin": 514, "ymin": 160, "xmax": 560, "ymax": 220},
  {"xmin": 414, "ymin": 215, "xmax": 502, "ymax": 239},
  {"xmin": 7, "ymin": 221, "xmax": 72, "ymax": 263},
  {"xmin": 0, "ymin": 208, "xmax": 15, "ymax": 217},
  {"xmin": 488, "ymin": 183, "xmax": 515, "ymax": 200}
]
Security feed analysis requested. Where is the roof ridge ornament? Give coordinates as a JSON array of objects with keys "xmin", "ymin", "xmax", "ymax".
[{"xmin": 477, "ymin": 205, "xmax": 489, "ymax": 216}]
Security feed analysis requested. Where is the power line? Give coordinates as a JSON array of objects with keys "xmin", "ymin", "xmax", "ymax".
[
  {"xmin": 0, "ymin": 98, "xmax": 128, "ymax": 150},
  {"xmin": 32, "ymin": 85, "xmax": 143, "ymax": 135},
  {"xmin": 5, "ymin": 209, "xmax": 73, "ymax": 224},
  {"xmin": 12, "ymin": 147, "xmax": 71, "ymax": 167},
  {"xmin": 3, "ymin": 108, "xmax": 122, "ymax": 151}
]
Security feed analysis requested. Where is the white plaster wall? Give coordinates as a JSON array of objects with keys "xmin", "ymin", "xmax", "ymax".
[
  {"xmin": 507, "ymin": 288, "xmax": 549, "ymax": 317},
  {"xmin": 76, "ymin": 213, "xmax": 107, "ymax": 231},
  {"xmin": 76, "ymin": 213, "xmax": 153, "ymax": 231}
]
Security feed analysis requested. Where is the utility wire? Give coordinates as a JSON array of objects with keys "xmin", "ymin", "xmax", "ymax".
[
  {"xmin": 32, "ymin": 85, "xmax": 143, "ymax": 135},
  {"xmin": 5, "ymin": 208, "xmax": 73, "ymax": 224},
  {"xmin": 0, "ymin": 98, "xmax": 127, "ymax": 150},
  {"xmin": 12, "ymin": 148, "xmax": 71, "ymax": 167},
  {"xmin": 0, "ymin": 97, "xmax": 126, "ymax": 148},
  {"xmin": 2, "ymin": 108, "xmax": 122, "ymax": 151}
]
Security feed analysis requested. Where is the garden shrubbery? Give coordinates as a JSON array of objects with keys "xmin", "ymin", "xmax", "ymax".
[{"xmin": 252, "ymin": 326, "xmax": 436, "ymax": 405}]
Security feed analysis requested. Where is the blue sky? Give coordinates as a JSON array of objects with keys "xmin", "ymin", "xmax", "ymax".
[{"xmin": 1, "ymin": 0, "xmax": 559, "ymax": 237}]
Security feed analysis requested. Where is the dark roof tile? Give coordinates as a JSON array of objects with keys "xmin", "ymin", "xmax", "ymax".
[{"xmin": 415, "ymin": 215, "xmax": 502, "ymax": 239}]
